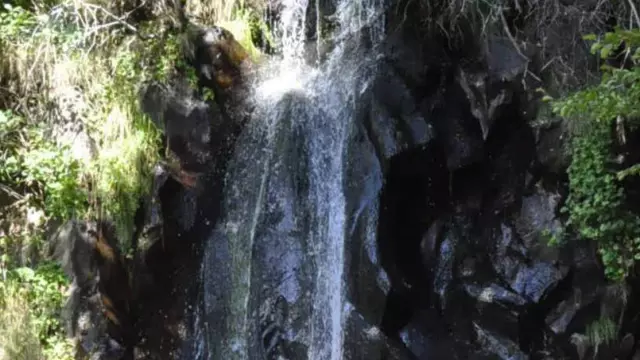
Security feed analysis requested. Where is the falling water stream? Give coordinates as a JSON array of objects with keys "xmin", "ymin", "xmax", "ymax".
[{"xmin": 193, "ymin": 0, "xmax": 389, "ymax": 359}]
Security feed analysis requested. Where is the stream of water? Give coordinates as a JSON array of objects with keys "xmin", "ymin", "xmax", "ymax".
[{"xmin": 194, "ymin": 1, "xmax": 389, "ymax": 358}]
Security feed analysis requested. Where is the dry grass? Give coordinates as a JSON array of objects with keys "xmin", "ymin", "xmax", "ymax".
[
  {"xmin": 0, "ymin": 0, "xmax": 165, "ymax": 246},
  {"xmin": 0, "ymin": 287, "xmax": 43, "ymax": 360},
  {"xmin": 185, "ymin": 0, "xmax": 265, "ymax": 25}
]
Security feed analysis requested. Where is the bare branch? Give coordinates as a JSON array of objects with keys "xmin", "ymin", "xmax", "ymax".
[{"xmin": 628, "ymin": 0, "xmax": 640, "ymax": 29}]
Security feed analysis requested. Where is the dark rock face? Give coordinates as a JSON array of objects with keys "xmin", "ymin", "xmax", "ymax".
[
  {"xmin": 51, "ymin": 220, "xmax": 133, "ymax": 359},
  {"xmin": 370, "ymin": 3, "xmax": 640, "ymax": 359},
  {"xmin": 130, "ymin": 26, "xmax": 254, "ymax": 358}
]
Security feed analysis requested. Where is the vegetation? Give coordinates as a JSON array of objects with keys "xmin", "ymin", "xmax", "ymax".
[
  {"xmin": 0, "ymin": 0, "xmax": 265, "ymax": 358},
  {"xmin": 552, "ymin": 27, "xmax": 640, "ymax": 280},
  {"xmin": 0, "ymin": 263, "xmax": 74, "ymax": 360}
]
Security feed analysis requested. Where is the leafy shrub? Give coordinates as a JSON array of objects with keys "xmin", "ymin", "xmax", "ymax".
[
  {"xmin": 552, "ymin": 27, "xmax": 640, "ymax": 280},
  {"xmin": 0, "ymin": 110, "xmax": 88, "ymax": 221}
]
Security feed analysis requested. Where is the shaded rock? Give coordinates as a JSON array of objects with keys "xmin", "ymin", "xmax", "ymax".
[
  {"xmin": 376, "ymin": 141, "xmax": 449, "ymax": 336},
  {"xmin": 515, "ymin": 184, "xmax": 563, "ymax": 252},
  {"xmin": 533, "ymin": 118, "xmax": 570, "ymax": 174},
  {"xmin": 419, "ymin": 219, "xmax": 444, "ymax": 274},
  {"xmin": 484, "ymin": 108, "xmax": 536, "ymax": 214},
  {"xmin": 546, "ymin": 289, "xmax": 586, "ymax": 335},
  {"xmin": 426, "ymin": 81, "xmax": 485, "ymax": 170},
  {"xmin": 50, "ymin": 220, "xmax": 133, "ymax": 359},
  {"xmin": 473, "ymin": 322, "xmax": 529, "ymax": 360},
  {"xmin": 618, "ymin": 333, "xmax": 635, "ymax": 359},
  {"xmin": 141, "ymin": 86, "xmax": 216, "ymax": 174},
  {"xmin": 486, "ymin": 37, "xmax": 530, "ymax": 83},
  {"xmin": 360, "ymin": 62, "xmax": 436, "ymax": 164},
  {"xmin": 398, "ymin": 310, "xmax": 466, "ymax": 359},
  {"xmin": 600, "ymin": 284, "xmax": 629, "ymax": 326}
]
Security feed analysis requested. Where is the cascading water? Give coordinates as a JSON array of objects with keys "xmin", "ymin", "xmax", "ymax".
[{"xmin": 191, "ymin": 0, "xmax": 392, "ymax": 359}]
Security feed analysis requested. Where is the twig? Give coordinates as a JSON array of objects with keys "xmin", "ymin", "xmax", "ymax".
[
  {"xmin": 83, "ymin": 3, "xmax": 138, "ymax": 33},
  {"xmin": 628, "ymin": 0, "xmax": 640, "ymax": 29},
  {"xmin": 0, "ymin": 184, "xmax": 23, "ymax": 200}
]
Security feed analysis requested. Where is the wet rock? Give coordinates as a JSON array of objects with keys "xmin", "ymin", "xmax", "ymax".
[
  {"xmin": 185, "ymin": 25, "xmax": 251, "ymax": 92},
  {"xmin": 360, "ymin": 62, "xmax": 436, "ymax": 164},
  {"xmin": 343, "ymin": 304, "xmax": 416, "ymax": 360},
  {"xmin": 344, "ymin": 122, "xmax": 389, "ymax": 325}
]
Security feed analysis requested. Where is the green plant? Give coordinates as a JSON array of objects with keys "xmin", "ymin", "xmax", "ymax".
[
  {"xmin": 0, "ymin": 3, "xmax": 37, "ymax": 41},
  {"xmin": 0, "ymin": 262, "xmax": 73, "ymax": 360},
  {"xmin": 0, "ymin": 110, "xmax": 88, "ymax": 221},
  {"xmin": 551, "ymin": 27, "xmax": 640, "ymax": 280},
  {"xmin": 0, "ymin": 287, "xmax": 43, "ymax": 360},
  {"xmin": 0, "ymin": 1, "xmax": 201, "ymax": 249}
]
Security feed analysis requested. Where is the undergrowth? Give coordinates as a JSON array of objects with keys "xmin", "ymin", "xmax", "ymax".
[
  {"xmin": 552, "ymin": 27, "xmax": 640, "ymax": 280},
  {"xmin": 0, "ymin": 263, "xmax": 74, "ymax": 360}
]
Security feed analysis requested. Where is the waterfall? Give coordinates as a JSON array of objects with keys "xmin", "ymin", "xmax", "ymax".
[{"xmin": 193, "ymin": 0, "xmax": 389, "ymax": 359}]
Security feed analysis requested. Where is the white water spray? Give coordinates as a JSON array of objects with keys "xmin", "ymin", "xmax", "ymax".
[{"xmin": 199, "ymin": 0, "xmax": 389, "ymax": 359}]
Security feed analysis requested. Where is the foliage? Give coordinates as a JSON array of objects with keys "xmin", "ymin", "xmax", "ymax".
[
  {"xmin": 219, "ymin": 7, "xmax": 271, "ymax": 61},
  {"xmin": 557, "ymin": 29, "xmax": 640, "ymax": 123},
  {"xmin": 0, "ymin": 1, "xmax": 192, "ymax": 248},
  {"xmin": 551, "ymin": 27, "xmax": 640, "ymax": 280},
  {"xmin": 0, "ymin": 0, "xmax": 265, "ymax": 357},
  {"xmin": 0, "ymin": 263, "xmax": 74, "ymax": 360},
  {"xmin": 0, "ymin": 1, "xmax": 193, "ymax": 357},
  {"xmin": 0, "ymin": 110, "xmax": 88, "ymax": 221}
]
